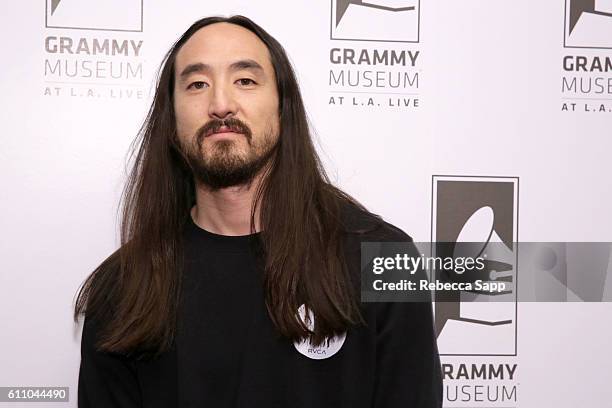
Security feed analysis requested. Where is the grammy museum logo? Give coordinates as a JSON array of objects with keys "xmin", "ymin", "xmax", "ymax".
[
  {"xmin": 561, "ymin": 0, "xmax": 612, "ymax": 113},
  {"xmin": 564, "ymin": 0, "xmax": 612, "ymax": 49},
  {"xmin": 327, "ymin": 1, "xmax": 422, "ymax": 110},
  {"xmin": 46, "ymin": 0, "xmax": 143, "ymax": 32},
  {"xmin": 43, "ymin": 0, "xmax": 146, "ymax": 100},
  {"xmin": 432, "ymin": 176, "xmax": 519, "ymax": 407},
  {"xmin": 331, "ymin": 0, "xmax": 420, "ymax": 43}
]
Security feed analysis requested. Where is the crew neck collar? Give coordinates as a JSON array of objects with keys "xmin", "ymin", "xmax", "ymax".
[{"xmin": 187, "ymin": 214, "xmax": 261, "ymax": 246}]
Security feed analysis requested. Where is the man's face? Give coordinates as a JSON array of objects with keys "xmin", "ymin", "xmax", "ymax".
[{"xmin": 173, "ymin": 22, "xmax": 280, "ymax": 190}]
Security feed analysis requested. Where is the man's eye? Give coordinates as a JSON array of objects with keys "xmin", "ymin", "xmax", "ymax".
[
  {"xmin": 188, "ymin": 81, "xmax": 207, "ymax": 90},
  {"xmin": 236, "ymin": 78, "xmax": 256, "ymax": 86}
]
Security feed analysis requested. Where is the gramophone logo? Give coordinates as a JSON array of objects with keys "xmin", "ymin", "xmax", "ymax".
[
  {"xmin": 45, "ymin": 0, "xmax": 143, "ymax": 32},
  {"xmin": 330, "ymin": 0, "xmax": 420, "ymax": 43},
  {"xmin": 431, "ymin": 176, "xmax": 519, "ymax": 356},
  {"xmin": 564, "ymin": 0, "xmax": 612, "ymax": 49}
]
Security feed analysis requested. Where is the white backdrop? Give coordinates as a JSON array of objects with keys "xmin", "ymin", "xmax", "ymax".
[{"xmin": 1, "ymin": 1, "xmax": 611, "ymax": 407}]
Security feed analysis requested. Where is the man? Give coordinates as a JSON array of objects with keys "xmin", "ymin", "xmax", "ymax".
[{"xmin": 75, "ymin": 15, "xmax": 442, "ymax": 407}]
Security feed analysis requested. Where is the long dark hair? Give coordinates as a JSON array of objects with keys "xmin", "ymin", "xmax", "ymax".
[{"xmin": 74, "ymin": 15, "xmax": 380, "ymax": 358}]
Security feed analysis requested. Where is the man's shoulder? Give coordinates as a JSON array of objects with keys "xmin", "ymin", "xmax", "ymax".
[{"xmin": 339, "ymin": 201, "xmax": 413, "ymax": 243}]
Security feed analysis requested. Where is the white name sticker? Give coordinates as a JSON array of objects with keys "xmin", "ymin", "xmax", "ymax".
[{"xmin": 293, "ymin": 304, "xmax": 347, "ymax": 360}]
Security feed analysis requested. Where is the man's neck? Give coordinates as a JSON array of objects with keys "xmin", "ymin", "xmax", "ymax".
[{"xmin": 191, "ymin": 174, "xmax": 263, "ymax": 236}]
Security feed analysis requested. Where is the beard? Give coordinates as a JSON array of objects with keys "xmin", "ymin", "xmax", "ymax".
[{"xmin": 181, "ymin": 117, "xmax": 278, "ymax": 190}]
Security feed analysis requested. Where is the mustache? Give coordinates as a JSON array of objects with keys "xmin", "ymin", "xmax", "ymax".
[{"xmin": 196, "ymin": 117, "xmax": 253, "ymax": 144}]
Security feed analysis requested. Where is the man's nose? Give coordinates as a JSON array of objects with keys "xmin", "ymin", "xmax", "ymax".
[{"xmin": 208, "ymin": 84, "xmax": 238, "ymax": 120}]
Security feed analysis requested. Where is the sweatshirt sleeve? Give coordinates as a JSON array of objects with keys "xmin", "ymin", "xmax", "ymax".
[
  {"xmin": 365, "ymin": 224, "xmax": 443, "ymax": 407},
  {"xmin": 78, "ymin": 315, "xmax": 142, "ymax": 408},
  {"xmin": 371, "ymin": 300, "xmax": 443, "ymax": 408}
]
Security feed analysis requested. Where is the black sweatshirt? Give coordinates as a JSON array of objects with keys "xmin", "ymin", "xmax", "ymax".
[{"xmin": 78, "ymin": 207, "xmax": 443, "ymax": 407}]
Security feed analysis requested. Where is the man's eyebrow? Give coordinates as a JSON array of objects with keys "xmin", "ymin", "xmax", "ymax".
[
  {"xmin": 179, "ymin": 62, "xmax": 210, "ymax": 80},
  {"xmin": 178, "ymin": 59, "xmax": 264, "ymax": 81},
  {"xmin": 229, "ymin": 59, "xmax": 264, "ymax": 73}
]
